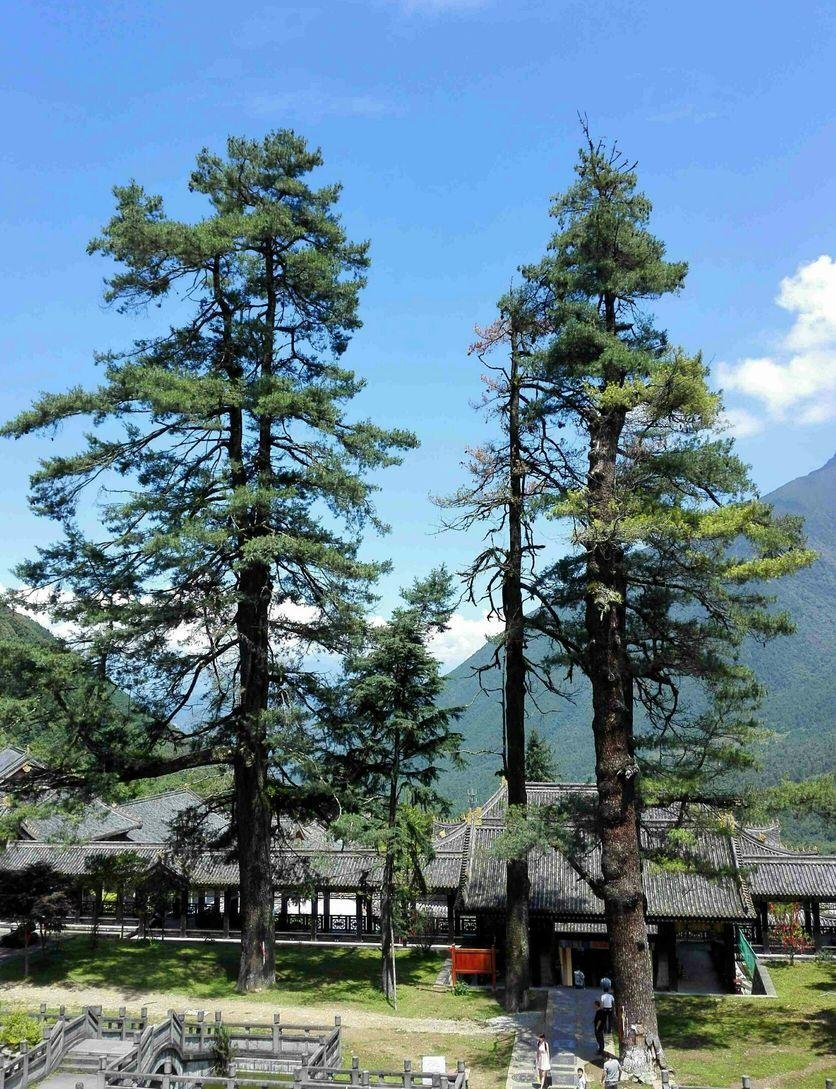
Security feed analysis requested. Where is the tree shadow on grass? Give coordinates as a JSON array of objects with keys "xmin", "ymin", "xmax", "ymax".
[
  {"xmin": 659, "ymin": 993, "xmax": 835, "ymax": 1058},
  {"xmin": 0, "ymin": 938, "xmax": 448, "ymax": 1009}
]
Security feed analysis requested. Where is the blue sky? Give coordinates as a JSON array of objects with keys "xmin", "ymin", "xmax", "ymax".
[{"xmin": 2, "ymin": 0, "xmax": 835, "ymax": 667}]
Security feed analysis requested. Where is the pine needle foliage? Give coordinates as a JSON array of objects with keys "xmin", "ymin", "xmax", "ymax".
[
  {"xmin": 514, "ymin": 125, "xmax": 815, "ymax": 1063},
  {"xmin": 1, "ymin": 131, "xmax": 415, "ymax": 991}
]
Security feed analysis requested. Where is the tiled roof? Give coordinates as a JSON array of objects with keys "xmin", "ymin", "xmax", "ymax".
[
  {"xmin": 425, "ymin": 851, "xmax": 466, "ymax": 890},
  {"xmin": 735, "ymin": 828, "xmax": 798, "ymax": 859},
  {"xmin": 462, "ymin": 816, "xmax": 753, "ymax": 920},
  {"xmin": 19, "ymin": 788, "xmax": 229, "ymax": 846},
  {"xmin": 115, "ymin": 790, "xmax": 227, "ymax": 844},
  {"xmin": 0, "ymin": 840, "xmax": 157, "ymax": 875},
  {"xmin": 0, "ymin": 840, "xmax": 239, "ymax": 885},
  {"xmin": 735, "ymin": 827, "xmax": 836, "ymax": 899},
  {"xmin": 741, "ymin": 857, "xmax": 836, "ymax": 899},
  {"xmin": 0, "ymin": 746, "xmax": 33, "ymax": 785},
  {"xmin": 462, "ymin": 822, "xmax": 603, "ymax": 916},
  {"xmin": 4, "ymin": 773, "xmax": 834, "ymax": 914},
  {"xmin": 23, "ymin": 800, "xmax": 142, "ymax": 843}
]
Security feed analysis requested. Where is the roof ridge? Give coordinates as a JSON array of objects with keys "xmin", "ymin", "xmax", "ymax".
[{"xmin": 116, "ymin": 786, "xmax": 205, "ymax": 807}]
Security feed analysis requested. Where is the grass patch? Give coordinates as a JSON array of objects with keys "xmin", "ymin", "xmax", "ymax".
[
  {"xmin": 342, "ymin": 1028, "xmax": 515, "ymax": 1089},
  {"xmin": 0, "ymin": 937, "xmax": 502, "ymax": 1021},
  {"xmin": 658, "ymin": 959, "xmax": 835, "ymax": 1089}
]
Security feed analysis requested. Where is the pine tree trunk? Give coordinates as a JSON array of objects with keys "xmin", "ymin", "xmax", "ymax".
[
  {"xmin": 380, "ymin": 852, "xmax": 398, "ymax": 1008},
  {"xmin": 586, "ymin": 399, "xmax": 659, "ymax": 1069},
  {"xmin": 381, "ymin": 753, "xmax": 399, "ymax": 1008},
  {"xmin": 234, "ymin": 751, "xmax": 276, "ymax": 992},
  {"xmin": 233, "ymin": 532, "xmax": 276, "ymax": 993},
  {"xmin": 503, "ymin": 326, "xmax": 530, "ymax": 1012},
  {"xmin": 221, "ymin": 248, "xmax": 278, "ymax": 994}
]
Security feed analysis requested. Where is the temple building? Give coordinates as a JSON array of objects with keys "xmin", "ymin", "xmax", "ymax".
[{"xmin": 1, "ymin": 745, "xmax": 834, "ymax": 991}]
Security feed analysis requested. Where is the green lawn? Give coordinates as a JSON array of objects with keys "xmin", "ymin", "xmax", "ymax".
[
  {"xmin": 658, "ymin": 959, "xmax": 836, "ymax": 1089},
  {"xmin": 0, "ymin": 937, "xmax": 502, "ymax": 1020},
  {"xmin": 342, "ymin": 1028, "xmax": 515, "ymax": 1089}
]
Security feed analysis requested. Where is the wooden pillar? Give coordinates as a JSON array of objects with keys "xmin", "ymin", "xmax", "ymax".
[
  {"xmin": 212, "ymin": 890, "xmax": 221, "ymax": 913},
  {"xmin": 811, "ymin": 901, "xmax": 822, "ymax": 951},
  {"xmin": 365, "ymin": 896, "xmax": 374, "ymax": 930},
  {"xmin": 198, "ymin": 892, "xmax": 207, "ymax": 914},
  {"xmin": 558, "ymin": 944, "xmax": 572, "ymax": 987},
  {"xmin": 323, "ymin": 890, "xmax": 331, "ymax": 934},
  {"xmin": 224, "ymin": 885, "xmax": 239, "ymax": 926},
  {"xmin": 759, "ymin": 902, "xmax": 770, "ymax": 950},
  {"xmin": 310, "ymin": 890, "xmax": 318, "ymax": 941},
  {"xmin": 279, "ymin": 896, "xmax": 289, "ymax": 931},
  {"xmin": 803, "ymin": 901, "xmax": 813, "ymax": 936},
  {"xmin": 355, "ymin": 894, "xmax": 364, "ymax": 938},
  {"xmin": 668, "ymin": 923, "xmax": 679, "ymax": 990},
  {"xmin": 446, "ymin": 894, "xmax": 456, "ymax": 944},
  {"xmin": 722, "ymin": 923, "xmax": 736, "ymax": 992},
  {"xmin": 179, "ymin": 886, "xmax": 189, "ymax": 936}
]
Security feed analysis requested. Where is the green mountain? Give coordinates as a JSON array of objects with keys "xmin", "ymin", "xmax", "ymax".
[
  {"xmin": 0, "ymin": 603, "xmax": 54, "ymax": 645},
  {"xmin": 439, "ymin": 453, "xmax": 836, "ymax": 814}
]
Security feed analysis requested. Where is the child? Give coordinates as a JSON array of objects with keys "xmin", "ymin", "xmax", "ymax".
[
  {"xmin": 576, "ymin": 1067, "xmax": 587, "ymax": 1089},
  {"xmin": 535, "ymin": 1033, "xmax": 551, "ymax": 1089}
]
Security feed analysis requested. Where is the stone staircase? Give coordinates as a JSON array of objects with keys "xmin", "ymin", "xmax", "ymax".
[
  {"xmin": 40, "ymin": 1040, "xmax": 138, "ymax": 1089},
  {"xmin": 546, "ymin": 990, "xmax": 581, "ymax": 1089}
]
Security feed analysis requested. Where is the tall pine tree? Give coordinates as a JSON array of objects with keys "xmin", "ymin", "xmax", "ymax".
[
  {"xmin": 331, "ymin": 569, "xmax": 463, "ymax": 1006},
  {"xmin": 520, "ymin": 130, "xmax": 814, "ymax": 1067},
  {"xmin": 439, "ymin": 290, "xmax": 551, "ymax": 1011},
  {"xmin": 2, "ymin": 131, "xmax": 414, "ymax": 992}
]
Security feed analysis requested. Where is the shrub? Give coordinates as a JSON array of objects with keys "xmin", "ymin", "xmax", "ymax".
[
  {"xmin": 451, "ymin": 979, "xmax": 470, "ymax": 996},
  {"xmin": 210, "ymin": 1022, "xmax": 233, "ymax": 1076},
  {"xmin": 0, "ymin": 1011, "xmax": 42, "ymax": 1050}
]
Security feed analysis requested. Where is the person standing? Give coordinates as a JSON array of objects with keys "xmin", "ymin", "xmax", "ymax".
[
  {"xmin": 535, "ymin": 1033, "xmax": 551, "ymax": 1089},
  {"xmin": 601, "ymin": 1053, "xmax": 621, "ymax": 1087},
  {"xmin": 592, "ymin": 1000, "xmax": 607, "ymax": 1056},
  {"xmin": 576, "ymin": 1067, "xmax": 588, "ymax": 1089},
  {"xmin": 599, "ymin": 987, "xmax": 615, "ymax": 1035}
]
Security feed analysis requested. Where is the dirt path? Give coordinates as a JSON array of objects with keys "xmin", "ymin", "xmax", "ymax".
[{"xmin": 0, "ymin": 980, "xmax": 504, "ymax": 1036}]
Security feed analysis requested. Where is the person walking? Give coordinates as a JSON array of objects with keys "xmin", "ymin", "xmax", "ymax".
[
  {"xmin": 592, "ymin": 1000, "xmax": 607, "ymax": 1056},
  {"xmin": 601, "ymin": 1052, "xmax": 620, "ymax": 1087},
  {"xmin": 535, "ymin": 1033, "xmax": 551, "ymax": 1089},
  {"xmin": 599, "ymin": 987, "xmax": 615, "ymax": 1035}
]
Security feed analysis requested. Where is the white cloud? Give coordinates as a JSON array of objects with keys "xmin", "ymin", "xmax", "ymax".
[
  {"xmin": 718, "ymin": 255, "xmax": 836, "ymax": 433},
  {"xmin": 429, "ymin": 611, "xmax": 503, "ymax": 673},
  {"xmin": 777, "ymin": 254, "xmax": 836, "ymax": 351},
  {"xmin": 719, "ymin": 407, "xmax": 765, "ymax": 439}
]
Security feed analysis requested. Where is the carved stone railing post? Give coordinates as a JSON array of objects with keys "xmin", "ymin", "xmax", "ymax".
[{"xmin": 272, "ymin": 1013, "xmax": 281, "ymax": 1054}]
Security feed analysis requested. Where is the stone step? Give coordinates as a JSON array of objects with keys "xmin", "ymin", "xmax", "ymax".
[{"xmin": 60, "ymin": 1058, "xmax": 101, "ymax": 1072}]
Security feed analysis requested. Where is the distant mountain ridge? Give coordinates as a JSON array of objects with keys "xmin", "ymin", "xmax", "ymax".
[
  {"xmin": 438, "ymin": 453, "xmax": 836, "ymax": 812},
  {"xmin": 0, "ymin": 603, "xmax": 54, "ymax": 645}
]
